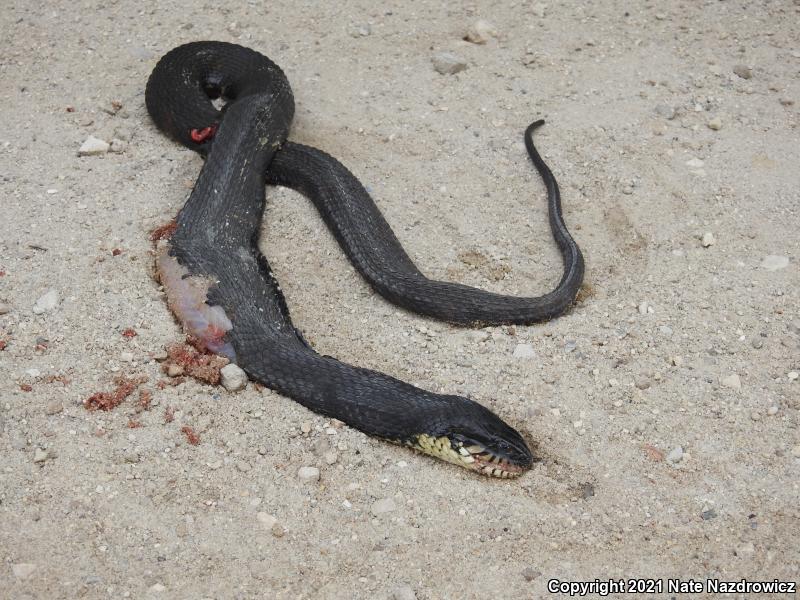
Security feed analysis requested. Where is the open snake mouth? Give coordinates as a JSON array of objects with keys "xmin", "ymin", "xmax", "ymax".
[{"xmin": 411, "ymin": 435, "xmax": 527, "ymax": 478}]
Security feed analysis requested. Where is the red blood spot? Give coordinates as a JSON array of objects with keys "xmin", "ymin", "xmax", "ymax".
[
  {"xmin": 138, "ymin": 389, "xmax": 152, "ymax": 410},
  {"xmin": 20, "ymin": 384, "xmax": 33, "ymax": 392},
  {"xmin": 0, "ymin": 340, "xmax": 6, "ymax": 351},
  {"xmin": 121, "ymin": 328, "xmax": 137, "ymax": 338},
  {"xmin": 189, "ymin": 124, "xmax": 217, "ymax": 143},
  {"xmin": 84, "ymin": 375, "xmax": 147, "ymax": 411},
  {"xmin": 66, "ymin": 106, "xmax": 75, "ymax": 112},
  {"xmin": 164, "ymin": 406, "xmax": 175, "ymax": 423},
  {"xmin": 150, "ymin": 220, "xmax": 177, "ymax": 241},
  {"xmin": 112, "ymin": 248, "xmax": 122, "ymax": 256},
  {"xmin": 127, "ymin": 419, "xmax": 142, "ymax": 429},
  {"xmin": 0, "ymin": 271, "xmax": 5, "ymax": 277},
  {"xmin": 181, "ymin": 425, "xmax": 200, "ymax": 445}
]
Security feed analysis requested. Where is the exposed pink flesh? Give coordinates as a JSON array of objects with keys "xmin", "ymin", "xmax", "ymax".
[{"xmin": 156, "ymin": 242, "xmax": 236, "ymax": 361}]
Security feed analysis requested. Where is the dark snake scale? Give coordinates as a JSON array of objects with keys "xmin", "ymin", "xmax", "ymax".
[{"xmin": 145, "ymin": 41, "xmax": 584, "ymax": 477}]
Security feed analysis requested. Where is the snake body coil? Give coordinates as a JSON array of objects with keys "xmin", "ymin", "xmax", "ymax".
[{"xmin": 146, "ymin": 41, "xmax": 584, "ymax": 477}]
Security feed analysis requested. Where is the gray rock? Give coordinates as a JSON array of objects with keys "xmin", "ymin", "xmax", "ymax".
[
  {"xmin": 760, "ymin": 255, "xmax": 789, "ymax": 271},
  {"xmin": 733, "ymin": 64, "xmax": 753, "ymax": 79},
  {"xmin": 32, "ymin": 289, "xmax": 59, "ymax": 314},
  {"xmin": 78, "ymin": 135, "xmax": 109, "ymax": 156},
  {"xmin": 221, "ymin": 363, "xmax": 248, "ymax": 391},
  {"xmin": 297, "ymin": 466, "xmax": 320, "ymax": 483},
  {"xmin": 432, "ymin": 52, "xmax": 467, "ymax": 75},
  {"xmin": 371, "ymin": 497, "xmax": 397, "ymax": 516},
  {"xmin": 700, "ymin": 508, "xmax": 718, "ymax": 520},
  {"xmin": 522, "ymin": 566, "xmax": 541, "ymax": 581},
  {"xmin": 0, "ymin": 303, "xmax": 11, "ymax": 315}
]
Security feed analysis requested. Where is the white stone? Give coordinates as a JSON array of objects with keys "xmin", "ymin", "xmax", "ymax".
[
  {"xmin": 220, "ymin": 363, "xmax": 247, "ymax": 391},
  {"xmin": 721, "ymin": 373, "xmax": 741, "ymax": 390},
  {"xmin": 760, "ymin": 255, "xmax": 789, "ymax": 271},
  {"xmin": 78, "ymin": 135, "xmax": 110, "ymax": 156},
  {"xmin": 666, "ymin": 446, "xmax": 684, "ymax": 463},
  {"xmin": 701, "ymin": 232, "xmax": 716, "ymax": 247},
  {"xmin": 32, "ymin": 289, "xmax": 59, "ymax": 314},
  {"xmin": 297, "ymin": 466, "xmax": 320, "ymax": 483},
  {"xmin": 513, "ymin": 343, "xmax": 536, "ymax": 358},
  {"xmin": 464, "ymin": 20, "xmax": 497, "ymax": 44},
  {"xmin": 685, "ymin": 157, "xmax": 704, "ymax": 168}
]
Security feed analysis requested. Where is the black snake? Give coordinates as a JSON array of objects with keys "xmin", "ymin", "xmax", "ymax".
[{"xmin": 145, "ymin": 41, "xmax": 584, "ymax": 478}]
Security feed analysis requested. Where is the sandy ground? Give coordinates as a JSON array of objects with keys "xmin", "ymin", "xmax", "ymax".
[{"xmin": 2, "ymin": 1, "xmax": 799, "ymax": 598}]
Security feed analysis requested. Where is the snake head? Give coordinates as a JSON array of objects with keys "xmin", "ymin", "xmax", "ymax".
[{"xmin": 412, "ymin": 398, "xmax": 533, "ymax": 478}]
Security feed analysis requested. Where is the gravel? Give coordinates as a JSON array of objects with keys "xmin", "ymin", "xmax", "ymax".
[
  {"xmin": 721, "ymin": 373, "xmax": 741, "ymax": 390},
  {"xmin": 513, "ymin": 343, "xmax": 536, "ymax": 358}
]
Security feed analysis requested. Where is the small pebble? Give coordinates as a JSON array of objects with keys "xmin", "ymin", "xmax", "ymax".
[
  {"xmin": 33, "ymin": 447, "xmax": 49, "ymax": 463},
  {"xmin": 0, "ymin": 303, "xmax": 11, "ymax": 315},
  {"xmin": 390, "ymin": 585, "xmax": 417, "ymax": 600},
  {"xmin": 522, "ymin": 567, "xmax": 541, "ymax": 582},
  {"xmin": 431, "ymin": 52, "xmax": 467, "ymax": 75},
  {"xmin": 721, "ymin": 373, "xmax": 741, "ymax": 390},
  {"xmin": 750, "ymin": 411, "xmax": 761, "ymax": 421},
  {"xmin": 300, "ymin": 421, "xmax": 312, "ymax": 434},
  {"xmin": 109, "ymin": 139, "xmax": 127, "ymax": 153},
  {"xmin": 736, "ymin": 541, "xmax": 755, "ymax": 555},
  {"xmin": 701, "ymin": 232, "xmax": 716, "ymax": 247},
  {"xmin": 634, "ymin": 377, "xmax": 651, "ymax": 390},
  {"xmin": 767, "ymin": 406, "xmax": 779, "ymax": 416},
  {"xmin": 659, "ymin": 325, "xmax": 673, "ymax": 336},
  {"xmin": 751, "ymin": 338, "xmax": 763, "ymax": 349},
  {"xmin": 464, "ymin": 20, "xmax": 497, "ymax": 44},
  {"xmin": 732, "ymin": 64, "xmax": 753, "ymax": 79},
  {"xmin": 78, "ymin": 135, "xmax": 110, "ymax": 156},
  {"xmin": 120, "ymin": 351, "xmax": 134, "ymax": 362},
  {"xmin": 685, "ymin": 157, "xmax": 704, "ymax": 169},
  {"xmin": 12, "ymin": 563, "xmax": 37, "ymax": 579},
  {"xmin": 166, "ymin": 364, "xmax": 184, "ymax": 377},
  {"xmin": 792, "ymin": 444, "xmax": 800, "ymax": 458},
  {"xmin": 324, "ymin": 451, "xmax": 338, "ymax": 465},
  {"xmin": 32, "ymin": 289, "xmax": 59, "ymax": 314},
  {"xmin": 297, "ymin": 466, "xmax": 320, "ymax": 483},
  {"xmin": 760, "ymin": 255, "xmax": 789, "ymax": 271},
  {"xmin": 654, "ymin": 103, "xmax": 676, "ymax": 120},
  {"xmin": 256, "ymin": 512, "xmax": 278, "ymax": 529},
  {"xmin": 220, "ymin": 363, "xmax": 247, "ymax": 392},
  {"xmin": 513, "ymin": 343, "xmax": 536, "ymax": 359},
  {"xmin": 45, "ymin": 400, "xmax": 63, "ymax": 415},
  {"xmin": 124, "ymin": 451, "xmax": 140, "ymax": 464},
  {"xmin": 787, "ymin": 371, "xmax": 798, "ymax": 381},
  {"xmin": 666, "ymin": 446, "xmax": 684, "ymax": 463},
  {"xmin": 638, "ymin": 301, "xmax": 649, "ymax": 315},
  {"xmin": 700, "ymin": 508, "xmax": 717, "ymax": 520},
  {"xmin": 371, "ymin": 497, "xmax": 397, "ymax": 516},
  {"xmin": 707, "ymin": 117, "xmax": 723, "ymax": 130}
]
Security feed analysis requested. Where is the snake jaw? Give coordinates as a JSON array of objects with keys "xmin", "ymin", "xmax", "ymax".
[{"xmin": 411, "ymin": 435, "xmax": 527, "ymax": 478}]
